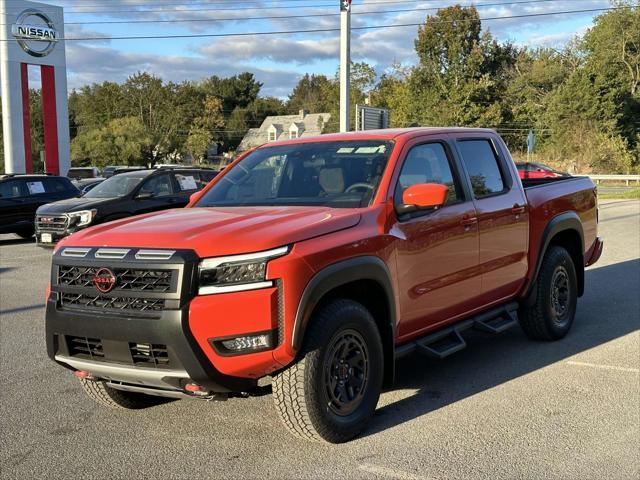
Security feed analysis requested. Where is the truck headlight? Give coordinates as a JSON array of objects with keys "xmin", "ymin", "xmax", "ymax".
[
  {"xmin": 198, "ymin": 246, "xmax": 288, "ymax": 295},
  {"xmin": 66, "ymin": 209, "xmax": 97, "ymax": 227}
]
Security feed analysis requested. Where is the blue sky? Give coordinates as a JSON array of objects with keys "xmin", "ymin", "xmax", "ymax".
[{"xmin": 4, "ymin": 0, "xmax": 615, "ymax": 97}]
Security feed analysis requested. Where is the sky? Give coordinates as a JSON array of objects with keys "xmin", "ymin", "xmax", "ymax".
[{"xmin": 1, "ymin": 0, "xmax": 615, "ymax": 98}]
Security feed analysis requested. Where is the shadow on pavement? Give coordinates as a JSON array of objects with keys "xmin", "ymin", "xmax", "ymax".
[
  {"xmin": 364, "ymin": 258, "xmax": 640, "ymax": 438},
  {"xmin": 0, "ymin": 304, "xmax": 44, "ymax": 316},
  {"xmin": 0, "ymin": 236, "xmax": 35, "ymax": 247}
]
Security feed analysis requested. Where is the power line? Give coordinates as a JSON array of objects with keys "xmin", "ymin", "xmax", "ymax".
[
  {"xmin": 0, "ymin": 7, "xmax": 619, "ymax": 41},
  {"xmin": 50, "ymin": 0, "xmax": 582, "ymax": 26},
  {"xmin": 0, "ymin": 0, "xmax": 450, "ymax": 15}
]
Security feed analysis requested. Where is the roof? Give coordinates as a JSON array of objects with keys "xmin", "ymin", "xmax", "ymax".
[{"xmin": 256, "ymin": 127, "xmax": 498, "ymax": 148}]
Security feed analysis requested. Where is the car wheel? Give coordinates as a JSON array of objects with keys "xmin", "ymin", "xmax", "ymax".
[
  {"xmin": 273, "ymin": 299, "xmax": 383, "ymax": 443},
  {"xmin": 519, "ymin": 246, "xmax": 578, "ymax": 341}
]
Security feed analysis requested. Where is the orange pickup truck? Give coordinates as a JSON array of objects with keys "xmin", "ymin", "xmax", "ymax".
[{"xmin": 46, "ymin": 128, "xmax": 602, "ymax": 442}]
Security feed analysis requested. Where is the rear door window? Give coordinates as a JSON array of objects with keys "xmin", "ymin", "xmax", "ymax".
[
  {"xmin": 44, "ymin": 177, "xmax": 73, "ymax": 192},
  {"xmin": 457, "ymin": 140, "xmax": 506, "ymax": 197}
]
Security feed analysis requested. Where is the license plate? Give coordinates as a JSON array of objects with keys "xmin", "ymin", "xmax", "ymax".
[{"xmin": 41, "ymin": 233, "xmax": 53, "ymax": 243}]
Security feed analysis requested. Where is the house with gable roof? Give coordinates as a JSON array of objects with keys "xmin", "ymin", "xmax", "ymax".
[{"xmin": 238, "ymin": 110, "xmax": 330, "ymax": 152}]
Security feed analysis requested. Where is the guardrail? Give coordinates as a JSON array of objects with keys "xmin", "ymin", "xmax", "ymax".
[{"xmin": 588, "ymin": 174, "xmax": 640, "ymax": 186}]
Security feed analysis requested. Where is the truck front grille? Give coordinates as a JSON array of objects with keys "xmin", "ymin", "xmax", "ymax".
[
  {"xmin": 58, "ymin": 266, "xmax": 173, "ymax": 292},
  {"xmin": 60, "ymin": 292, "xmax": 165, "ymax": 313},
  {"xmin": 36, "ymin": 214, "xmax": 68, "ymax": 233}
]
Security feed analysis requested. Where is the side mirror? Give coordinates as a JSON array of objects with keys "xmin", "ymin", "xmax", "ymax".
[
  {"xmin": 136, "ymin": 191, "xmax": 154, "ymax": 200},
  {"xmin": 397, "ymin": 183, "xmax": 448, "ymax": 215},
  {"xmin": 189, "ymin": 190, "xmax": 203, "ymax": 205}
]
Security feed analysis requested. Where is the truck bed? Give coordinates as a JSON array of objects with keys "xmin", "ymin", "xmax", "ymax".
[{"xmin": 522, "ymin": 175, "xmax": 598, "ymax": 291}]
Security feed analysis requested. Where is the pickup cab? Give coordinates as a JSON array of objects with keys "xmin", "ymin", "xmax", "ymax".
[{"xmin": 45, "ymin": 128, "xmax": 603, "ymax": 443}]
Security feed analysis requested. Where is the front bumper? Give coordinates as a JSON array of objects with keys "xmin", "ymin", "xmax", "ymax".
[{"xmin": 46, "ymin": 297, "xmax": 258, "ymax": 393}]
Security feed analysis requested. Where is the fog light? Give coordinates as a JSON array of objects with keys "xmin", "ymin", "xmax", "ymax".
[{"xmin": 212, "ymin": 331, "xmax": 275, "ymax": 355}]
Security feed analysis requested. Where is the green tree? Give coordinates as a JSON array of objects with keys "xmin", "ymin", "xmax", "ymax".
[
  {"xmin": 287, "ymin": 74, "xmax": 333, "ymax": 114},
  {"xmin": 71, "ymin": 116, "xmax": 152, "ymax": 167},
  {"xmin": 409, "ymin": 5, "xmax": 518, "ymax": 127}
]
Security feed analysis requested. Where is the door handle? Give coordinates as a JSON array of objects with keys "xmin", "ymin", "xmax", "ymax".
[
  {"xmin": 512, "ymin": 204, "xmax": 526, "ymax": 215},
  {"xmin": 460, "ymin": 216, "xmax": 478, "ymax": 227}
]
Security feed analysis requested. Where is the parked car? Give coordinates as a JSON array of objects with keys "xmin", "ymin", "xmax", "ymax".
[
  {"xmin": 0, "ymin": 174, "xmax": 79, "ymax": 239},
  {"xmin": 45, "ymin": 128, "xmax": 602, "ymax": 442},
  {"xmin": 103, "ymin": 166, "xmax": 147, "ymax": 178},
  {"xmin": 35, "ymin": 167, "xmax": 217, "ymax": 246},
  {"xmin": 67, "ymin": 167, "xmax": 100, "ymax": 180},
  {"xmin": 102, "ymin": 166, "xmax": 122, "ymax": 178},
  {"xmin": 73, "ymin": 178, "xmax": 105, "ymax": 196},
  {"xmin": 516, "ymin": 162, "xmax": 566, "ymax": 180}
]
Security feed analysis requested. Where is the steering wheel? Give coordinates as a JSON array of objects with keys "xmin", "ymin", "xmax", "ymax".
[{"xmin": 345, "ymin": 183, "xmax": 374, "ymax": 193}]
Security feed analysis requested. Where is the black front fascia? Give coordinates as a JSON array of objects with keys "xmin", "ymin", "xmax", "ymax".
[{"xmin": 47, "ymin": 247, "xmax": 257, "ymax": 393}]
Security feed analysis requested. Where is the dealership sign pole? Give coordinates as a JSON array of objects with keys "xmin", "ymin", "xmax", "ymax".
[
  {"xmin": 339, "ymin": 0, "xmax": 351, "ymax": 132},
  {"xmin": 0, "ymin": 0, "xmax": 70, "ymax": 175}
]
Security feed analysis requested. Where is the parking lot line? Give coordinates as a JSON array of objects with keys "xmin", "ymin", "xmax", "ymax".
[
  {"xmin": 358, "ymin": 463, "xmax": 431, "ymax": 480},
  {"xmin": 566, "ymin": 361, "xmax": 639, "ymax": 374}
]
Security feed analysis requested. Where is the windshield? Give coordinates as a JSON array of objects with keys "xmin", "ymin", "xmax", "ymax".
[
  {"xmin": 84, "ymin": 174, "xmax": 145, "ymax": 198},
  {"xmin": 196, "ymin": 140, "xmax": 393, "ymax": 208}
]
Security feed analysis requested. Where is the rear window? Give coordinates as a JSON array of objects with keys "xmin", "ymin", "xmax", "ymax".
[{"xmin": 457, "ymin": 140, "xmax": 506, "ymax": 197}]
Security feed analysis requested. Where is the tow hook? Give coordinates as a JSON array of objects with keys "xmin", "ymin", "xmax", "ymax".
[{"xmin": 73, "ymin": 370, "xmax": 94, "ymax": 380}]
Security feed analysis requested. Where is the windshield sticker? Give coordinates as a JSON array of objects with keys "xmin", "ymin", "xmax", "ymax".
[
  {"xmin": 27, "ymin": 181, "xmax": 45, "ymax": 194},
  {"xmin": 177, "ymin": 175, "xmax": 198, "ymax": 191}
]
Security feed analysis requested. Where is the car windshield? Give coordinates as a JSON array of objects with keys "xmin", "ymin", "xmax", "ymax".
[
  {"xmin": 84, "ymin": 174, "xmax": 145, "ymax": 198},
  {"xmin": 196, "ymin": 140, "xmax": 393, "ymax": 208}
]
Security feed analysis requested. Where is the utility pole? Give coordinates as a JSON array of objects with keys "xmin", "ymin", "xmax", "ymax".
[{"xmin": 339, "ymin": 0, "xmax": 351, "ymax": 132}]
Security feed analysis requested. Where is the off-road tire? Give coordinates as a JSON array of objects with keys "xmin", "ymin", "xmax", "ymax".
[
  {"xmin": 79, "ymin": 379, "xmax": 163, "ymax": 409},
  {"xmin": 519, "ymin": 246, "xmax": 578, "ymax": 341},
  {"xmin": 273, "ymin": 299, "xmax": 383, "ymax": 443}
]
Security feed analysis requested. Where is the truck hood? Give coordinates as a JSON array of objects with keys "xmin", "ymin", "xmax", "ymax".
[
  {"xmin": 37, "ymin": 196, "xmax": 116, "ymax": 214},
  {"xmin": 61, "ymin": 206, "xmax": 362, "ymax": 257}
]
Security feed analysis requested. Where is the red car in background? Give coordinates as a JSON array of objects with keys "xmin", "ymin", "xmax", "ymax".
[{"xmin": 516, "ymin": 162, "xmax": 566, "ymax": 180}]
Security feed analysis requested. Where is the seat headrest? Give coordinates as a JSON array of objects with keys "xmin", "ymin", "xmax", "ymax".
[{"xmin": 319, "ymin": 167, "xmax": 345, "ymax": 194}]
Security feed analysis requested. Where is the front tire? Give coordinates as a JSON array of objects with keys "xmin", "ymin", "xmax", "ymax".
[
  {"xmin": 79, "ymin": 379, "xmax": 164, "ymax": 409},
  {"xmin": 273, "ymin": 299, "xmax": 383, "ymax": 443},
  {"xmin": 519, "ymin": 246, "xmax": 578, "ymax": 341}
]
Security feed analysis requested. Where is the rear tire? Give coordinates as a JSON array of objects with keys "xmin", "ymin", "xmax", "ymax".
[
  {"xmin": 519, "ymin": 246, "xmax": 578, "ymax": 341},
  {"xmin": 79, "ymin": 379, "xmax": 164, "ymax": 409},
  {"xmin": 273, "ymin": 299, "xmax": 383, "ymax": 443}
]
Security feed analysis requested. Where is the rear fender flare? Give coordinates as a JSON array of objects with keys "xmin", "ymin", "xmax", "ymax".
[{"xmin": 524, "ymin": 211, "xmax": 585, "ymax": 301}]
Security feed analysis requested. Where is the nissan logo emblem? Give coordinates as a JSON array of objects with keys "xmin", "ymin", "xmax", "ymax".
[
  {"xmin": 93, "ymin": 268, "xmax": 117, "ymax": 293},
  {"xmin": 11, "ymin": 9, "xmax": 59, "ymax": 58}
]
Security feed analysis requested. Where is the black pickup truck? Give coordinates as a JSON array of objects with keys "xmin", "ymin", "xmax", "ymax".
[{"xmin": 35, "ymin": 167, "xmax": 217, "ymax": 246}]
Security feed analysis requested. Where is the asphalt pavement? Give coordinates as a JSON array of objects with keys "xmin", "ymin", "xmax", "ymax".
[{"xmin": 1, "ymin": 200, "xmax": 639, "ymax": 480}]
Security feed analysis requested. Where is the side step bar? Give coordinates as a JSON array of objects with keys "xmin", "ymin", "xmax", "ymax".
[{"xmin": 395, "ymin": 302, "xmax": 519, "ymax": 360}]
